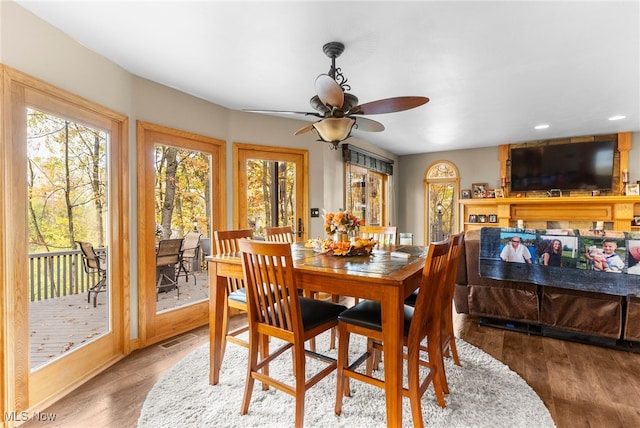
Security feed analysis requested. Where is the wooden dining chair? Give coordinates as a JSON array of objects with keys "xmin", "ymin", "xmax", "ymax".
[
  {"xmin": 213, "ymin": 229, "xmax": 253, "ymax": 351},
  {"xmin": 359, "ymin": 225, "xmax": 398, "ymax": 246},
  {"xmin": 327, "ymin": 225, "xmax": 398, "ymax": 349},
  {"xmin": 334, "ymin": 238, "xmax": 452, "ymax": 427},
  {"xmin": 404, "ymin": 232, "xmax": 465, "ymax": 374},
  {"xmin": 436, "ymin": 232, "xmax": 465, "ymax": 391},
  {"xmin": 264, "ymin": 226, "xmax": 295, "ymax": 243},
  {"xmin": 238, "ymin": 240, "xmax": 347, "ymax": 428}
]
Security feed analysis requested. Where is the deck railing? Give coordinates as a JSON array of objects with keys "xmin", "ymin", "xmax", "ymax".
[
  {"xmin": 28, "ymin": 246, "xmax": 210, "ymax": 302},
  {"xmin": 28, "ymin": 248, "xmax": 106, "ymax": 302}
]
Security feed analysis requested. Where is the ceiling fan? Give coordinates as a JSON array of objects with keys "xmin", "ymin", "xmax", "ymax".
[{"xmin": 245, "ymin": 41, "xmax": 429, "ymax": 149}]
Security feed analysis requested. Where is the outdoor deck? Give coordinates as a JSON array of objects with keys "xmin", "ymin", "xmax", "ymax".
[{"xmin": 30, "ymin": 271, "xmax": 209, "ymax": 368}]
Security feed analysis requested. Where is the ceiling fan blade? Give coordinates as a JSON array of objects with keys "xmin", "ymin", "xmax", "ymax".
[
  {"xmin": 352, "ymin": 96, "xmax": 429, "ymax": 115},
  {"xmin": 294, "ymin": 123, "xmax": 315, "ymax": 135},
  {"xmin": 243, "ymin": 109, "xmax": 322, "ymax": 119},
  {"xmin": 315, "ymin": 74, "xmax": 344, "ymax": 108},
  {"xmin": 354, "ymin": 117, "xmax": 385, "ymax": 132}
]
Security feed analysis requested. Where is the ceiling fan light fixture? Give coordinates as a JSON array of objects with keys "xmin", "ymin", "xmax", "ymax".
[
  {"xmin": 248, "ymin": 41, "xmax": 429, "ymax": 150},
  {"xmin": 312, "ymin": 117, "xmax": 355, "ymax": 149}
]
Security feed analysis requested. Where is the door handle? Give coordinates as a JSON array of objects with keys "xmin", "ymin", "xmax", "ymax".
[{"xmin": 297, "ymin": 218, "xmax": 303, "ymax": 237}]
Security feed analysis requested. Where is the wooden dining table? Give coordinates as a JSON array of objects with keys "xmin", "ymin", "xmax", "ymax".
[{"xmin": 207, "ymin": 243, "xmax": 428, "ymax": 427}]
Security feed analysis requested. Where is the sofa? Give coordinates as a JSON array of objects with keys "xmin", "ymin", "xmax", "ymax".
[{"xmin": 454, "ymin": 229, "xmax": 639, "ymax": 348}]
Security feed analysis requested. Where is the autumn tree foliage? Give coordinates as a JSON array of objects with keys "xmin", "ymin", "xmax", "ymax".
[
  {"xmin": 154, "ymin": 145, "xmax": 211, "ymax": 239},
  {"xmin": 27, "ymin": 109, "xmax": 107, "ymax": 253},
  {"xmin": 245, "ymin": 159, "xmax": 295, "ymax": 237}
]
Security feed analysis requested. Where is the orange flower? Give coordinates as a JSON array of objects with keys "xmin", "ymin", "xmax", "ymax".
[{"xmin": 323, "ymin": 209, "xmax": 362, "ymax": 236}]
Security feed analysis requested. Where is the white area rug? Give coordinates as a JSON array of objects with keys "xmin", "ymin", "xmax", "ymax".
[{"xmin": 138, "ymin": 332, "xmax": 554, "ymax": 427}]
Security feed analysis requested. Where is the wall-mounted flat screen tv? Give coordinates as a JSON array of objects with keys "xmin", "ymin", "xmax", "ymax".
[{"xmin": 510, "ymin": 140, "xmax": 615, "ymax": 192}]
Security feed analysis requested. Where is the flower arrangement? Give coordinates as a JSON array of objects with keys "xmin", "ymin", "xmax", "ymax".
[
  {"xmin": 305, "ymin": 236, "xmax": 376, "ymax": 256},
  {"xmin": 323, "ymin": 210, "xmax": 364, "ymax": 236}
]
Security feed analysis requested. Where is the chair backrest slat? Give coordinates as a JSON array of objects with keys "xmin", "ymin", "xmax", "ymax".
[
  {"xmin": 239, "ymin": 240, "xmax": 300, "ymax": 340},
  {"xmin": 214, "ymin": 229, "xmax": 252, "ymax": 255},
  {"xmin": 408, "ymin": 238, "xmax": 451, "ymax": 343},
  {"xmin": 265, "ymin": 226, "xmax": 295, "ymax": 243},
  {"xmin": 442, "ymin": 233, "xmax": 465, "ymax": 304},
  {"xmin": 214, "ymin": 229, "xmax": 253, "ymax": 294},
  {"xmin": 359, "ymin": 225, "xmax": 398, "ymax": 246}
]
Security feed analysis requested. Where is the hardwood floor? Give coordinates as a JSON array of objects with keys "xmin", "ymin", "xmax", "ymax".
[{"xmin": 19, "ymin": 311, "xmax": 640, "ymax": 428}]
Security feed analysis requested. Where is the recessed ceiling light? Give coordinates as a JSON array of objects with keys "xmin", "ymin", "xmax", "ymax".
[
  {"xmin": 534, "ymin": 124, "xmax": 549, "ymax": 130},
  {"xmin": 608, "ymin": 115, "xmax": 626, "ymax": 121}
]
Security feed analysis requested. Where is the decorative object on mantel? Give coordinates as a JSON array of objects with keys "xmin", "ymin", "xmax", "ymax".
[
  {"xmin": 245, "ymin": 42, "xmax": 429, "ymax": 150},
  {"xmin": 472, "ymin": 183, "xmax": 488, "ymax": 198},
  {"xmin": 137, "ymin": 332, "xmax": 554, "ymax": 428},
  {"xmin": 626, "ymin": 183, "xmax": 639, "ymax": 196}
]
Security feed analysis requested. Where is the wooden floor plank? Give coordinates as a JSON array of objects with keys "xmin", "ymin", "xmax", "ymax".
[{"xmin": 522, "ymin": 334, "xmax": 553, "ymax": 403}]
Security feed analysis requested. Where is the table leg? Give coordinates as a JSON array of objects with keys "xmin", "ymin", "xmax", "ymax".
[
  {"xmin": 381, "ymin": 288, "xmax": 403, "ymax": 426},
  {"xmin": 209, "ymin": 261, "xmax": 226, "ymax": 385}
]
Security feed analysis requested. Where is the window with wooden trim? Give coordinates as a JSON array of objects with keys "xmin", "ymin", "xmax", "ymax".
[
  {"xmin": 424, "ymin": 161, "xmax": 459, "ymax": 242},
  {"xmin": 343, "ymin": 144, "xmax": 392, "ymax": 226}
]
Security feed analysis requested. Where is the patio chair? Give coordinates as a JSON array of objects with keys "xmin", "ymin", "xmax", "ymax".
[
  {"xmin": 77, "ymin": 241, "xmax": 107, "ymax": 308},
  {"xmin": 176, "ymin": 231, "xmax": 202, "ymax": 284},
  {"xmin": 156, "ymin": 238, "xmax": 183, "ymax": 300}
]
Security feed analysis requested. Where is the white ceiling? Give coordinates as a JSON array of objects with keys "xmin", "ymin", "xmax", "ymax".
[{"xmin": 16, "ymin": 1, "xmax": 640, "ymax": 156}]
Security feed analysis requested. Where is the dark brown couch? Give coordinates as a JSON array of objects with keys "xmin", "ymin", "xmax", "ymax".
[{"xmin": 454, "ymin": 229, "xmax": 633, "ymax": 343}]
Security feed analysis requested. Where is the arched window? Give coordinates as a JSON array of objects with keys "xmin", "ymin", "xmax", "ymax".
[{"xmin": 424, "ymin": 161, "xmax": 459, "ymax": 243}]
